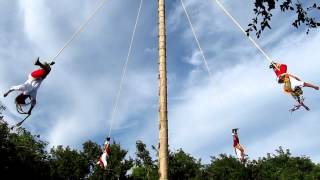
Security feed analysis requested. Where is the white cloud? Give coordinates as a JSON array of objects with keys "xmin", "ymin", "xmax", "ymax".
[
  {"xmin": 1, "ymin": 0, "xmax": 319, "ymax": 164},
  {"xmin": 1, "ymin": 0, "xmax": 158, "ymax": 148},
  {"xmin": 166, "ymin": 0, "xmax": 320, "ymax": 163},
  {"xmin": 19, "ymin": 0, "xmax": 58, "ymax": 55}
]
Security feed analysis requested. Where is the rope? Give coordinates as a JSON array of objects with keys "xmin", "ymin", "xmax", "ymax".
[
  {"xmin": 180, "ymin": 0, "xmax": 212, "ymax": 77},
  {"xmin": 108, "ymin": 0, "xmax": 143, "ymax": 137},
  {"xmin": 214, "ymin": 0, "xmax": 277, "ymax": 67},
  {"xmin": 180, "ymin": 0, "xmax": 229, "ymax": 109},
  {"xmin": 0, "ymin": 99, "xmax": 31, "ymax": 128},
  {"xmin": 290, "ymin": 111, "xmax": 294, "ymax": 121},
  {"xmin": 51, "ymin": 0, "xmax": 110, "ymax": 62}
]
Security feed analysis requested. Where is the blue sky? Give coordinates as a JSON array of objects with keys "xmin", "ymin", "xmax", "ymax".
[{"xmin": 0, "ymin": 0, "xmax": 319, "ymax": 163}]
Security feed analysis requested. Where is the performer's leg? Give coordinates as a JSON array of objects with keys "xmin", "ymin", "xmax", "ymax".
[
  {"xmin": 303, "ymin": 82, "xmax": 319, "ymax": 90},
  {"xmin": 101, "ymin": 153, "xmax": 107, "ymax": 168},
  {"xmin": 235, "ymin": 144, "xmax": 245, "ymax": 162},
  {"xmin": 235, "ymin": 144, "xmax": 245, "ymax": 155},
  {"xmin": 238, "ymin": 144, "xmax": 245, "ymax": 154}
]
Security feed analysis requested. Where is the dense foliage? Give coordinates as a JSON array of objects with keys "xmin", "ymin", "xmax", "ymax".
[
  {"xmin": 247, "ymin": 0, "xmax": 320, "ymax": 38},
  {"xmin": 1, "ymin": 122, "xmax": 320, "ymax": 179}
]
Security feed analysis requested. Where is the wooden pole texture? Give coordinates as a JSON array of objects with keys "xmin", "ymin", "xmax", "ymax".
[{"xmin": 158, "ymin": 0, "xmax": 168, "ymax": 179}]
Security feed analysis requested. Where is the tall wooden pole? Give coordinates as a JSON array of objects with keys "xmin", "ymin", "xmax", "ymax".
[{"xmin": 158, "ymin": 0, "xmax": 168, "ymax": 179}]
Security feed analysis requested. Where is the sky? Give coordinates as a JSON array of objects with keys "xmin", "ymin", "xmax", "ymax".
[{"xmin": 0, "ymin": 0, "xmax": 319, "ymax": 164}]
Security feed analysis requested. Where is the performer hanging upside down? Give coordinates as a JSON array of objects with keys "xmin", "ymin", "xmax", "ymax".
[
  {"xmin": 232, "ymin": 128, "xmax": 245, "ymax": 162},
  {"xmin": 3, "ymin": 58, "xmax": 55, "ymax": 115},
  {"xmin": 97, "ymin": 137, "xmax": 111, "ymax": 169},
  {"xmin": 270, "ymin": 62, "xmax": 319, "ymax": 111}
]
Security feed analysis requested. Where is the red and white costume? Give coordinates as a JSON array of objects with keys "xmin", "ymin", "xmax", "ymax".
[
  {"xmin": 272, "ymin": 63, "xmax": 305, "ymax": 90},
  {"xmin": 9, "ymin": 69, "xmax": 48, "ymax": 105},
  {"xmin": 272, "ymin": 63, "xmax": 287, "ymax": 79},
  {"xmin": 289, "ymin": 76, "xmax": 304, "ymax": 89},
  {"xmin": 233, "ymin": 134, "xmax": 240, "ymax": 148},
  {"xmin": 232, "ymin": 133, "xmax": 245, "ymax": 161},
  {"xmin": 97, "ymin": 140, "xmax": 111, "ymax": 169}
]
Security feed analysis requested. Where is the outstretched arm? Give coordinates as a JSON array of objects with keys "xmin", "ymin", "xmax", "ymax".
[{"xmin": 4, "ymin": 89, "xmax": 14, "ymax": 97}]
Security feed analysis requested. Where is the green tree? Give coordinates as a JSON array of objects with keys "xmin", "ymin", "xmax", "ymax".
[
  {"xmin": 201, "ymin": 154, "xmax": 249, "ymax": 180},
  {"xmin": 0, "ymin": 122, "xmax": 50, "ymax": 179},
  {"xmin": 82, "ymin": 140, "xmax": 102, "ymax": 174},
  {"xmin": 49, "ymin": 145, "xmax": 89, "ymax": 180},
  {"xmin": 131, "ymin": 140, "xmax": 158, "ymax": 180},
  {"xmin": 309, "ymin": 164, "xmax": 320, "ymax": 179},
  {"xmin": 247, "ymin": 0, "xmax": 320, "ymax": 38},
  {"xmin": 168, "ymin": 149, "xmax": 202, "ymax": 180},
  {"xmin": 3, "ymin": 120, "xmax": 320, "ymax": 180},
  {"xmin": 250, "ymin": 146, "xmax": 320, "ymax": 179}
]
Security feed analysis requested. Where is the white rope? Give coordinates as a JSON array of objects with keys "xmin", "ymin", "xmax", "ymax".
[
  {"xmin": 214, "ymin": 0, "xmax": 274, "ymax": 63},
  {"xmin": 180, "ymin": 0, "xmax": 229, "ymax": 109},
  {"xmin": 108, "ymin": 0, "xmax": 143, "ymax": 137},
  {"xmin": 180, "ymin": 0, "xmax": 212, "ymax": 77},
  {"xmin": 51, "ymin": 0, "xmax": 110, "ymax": 62},
  {"xmin": 214, "ymin": 0, "xmax": 282, "ymax": 72}
]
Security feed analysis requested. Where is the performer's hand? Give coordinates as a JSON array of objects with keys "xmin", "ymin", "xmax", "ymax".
[
  {"xmin": 3, "ymin": 90, "xmax": 12, "ymax": 97},
  {"xmin": 34, "ymin": 57, "xmax": 40, "ymax": 65}
]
